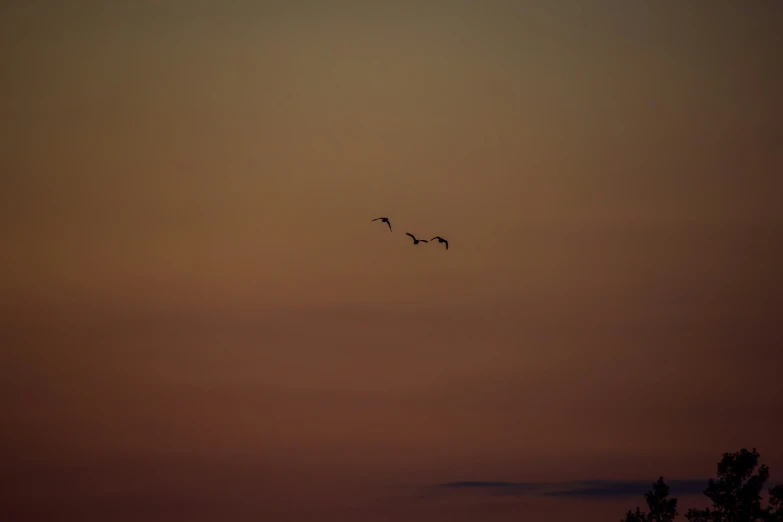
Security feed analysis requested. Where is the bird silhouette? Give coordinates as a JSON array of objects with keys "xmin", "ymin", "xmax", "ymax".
[
  {"xmin": 372, "ymin": 217, "xmax": 392, "ymax": 232},
  {"xmin": 406, "ymin": 233, "xmax": 428, "ymax": 245},
  {"xmin": 430, "ymin": 236, "xmax": 449, "ymax": 250}
]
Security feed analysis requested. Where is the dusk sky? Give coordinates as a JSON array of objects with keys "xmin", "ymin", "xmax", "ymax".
[{"xmin": 2, "ymin": 1, "xmax": 782, "ymax": 521}]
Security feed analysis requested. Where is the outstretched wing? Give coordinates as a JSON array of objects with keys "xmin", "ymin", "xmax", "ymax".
[
  {"xmin": 420, "ymin": 239, "xmax": 428, "ymax": 243},
  {"xmin": 444, "ymin": 240, "xmax": 448, "ymax": 250},
  {"xmin": 372, "ymin": 217, "xmax": 383, "ymax": 221},
  {"xmin": 386, "ymin": 221, "xmax": 392, "ymax": 231},
  {"xmin": 406, "ymin": 233, "xmax": 415, "ymax": 240},
  {"xmin": 430, "ymin": 236, "xmax": 439, "ymax": 241}
]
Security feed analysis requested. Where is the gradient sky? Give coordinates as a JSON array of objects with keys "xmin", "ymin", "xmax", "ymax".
[{"xmin": 2, "ymin": 1, "xmax": 782, "ymax": 521}]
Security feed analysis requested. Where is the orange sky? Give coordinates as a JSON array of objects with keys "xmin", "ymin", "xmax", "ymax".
[{"xmin": 2, "ymin": 1, "xmax": 782, "ymax": 520}]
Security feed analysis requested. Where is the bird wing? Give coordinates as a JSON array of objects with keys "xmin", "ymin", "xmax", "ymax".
[
  {"xmin": 386, "ymin": 221, "xmax": 392, "ymax": 231},
  {"xmin": 406, "ymin": 233, "xmax": 415, "ymax": 239},
  {"xmin": 430, "ymin": 236, "xmax": 439, "ymax": 241},
  {"xmin": 421, "ymin": 239, "xmax": 428, "ymax": 243},
  {"xmin": 444, "ymin": 240, "xmax": 448, "ymax": 249},
  {"xmin": 372, "ymin": 217, "xmax": 383, "ymax": 221}
]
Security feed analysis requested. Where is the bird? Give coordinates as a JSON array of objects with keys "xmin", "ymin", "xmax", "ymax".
[
  {"xmin": 372, "ymin": 217, "xmax": 392, "ymax": 232},
  {"xmin": 406, "ymin": 233, "xmax": 428, "ymax": 245},
  {"xmin": 430, "ymin": 236, "xmax": 449, "ymax": 250}
]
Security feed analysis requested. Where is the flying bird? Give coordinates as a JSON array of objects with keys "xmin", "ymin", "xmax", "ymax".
[
  {"xmin": 431, "ymin": 236, "xmax": 449, "ymax": 250},
  {"xmin": 406, "ymin": 233, "xmax": 428, "ymax": 245},
  {"xmin": 372, "ymin": 217, "xmax": 392, "ymax": 232}
]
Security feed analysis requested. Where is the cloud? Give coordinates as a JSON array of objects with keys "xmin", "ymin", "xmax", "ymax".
[
  {"xmin": 438, "ymin": 481, "xmax": 546, "ymax": 496},
  {"xmin": 544, "ymin": 480, "xmax": 707, "ymax": 498},
  {"xmin": 438, "ymin": 479, "xmax": 707, "ymax": 498},
  {"xmin": 440, "ymin": 481, "xmax": 535, "ymax": 489}
]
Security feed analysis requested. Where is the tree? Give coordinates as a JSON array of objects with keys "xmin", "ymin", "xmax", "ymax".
[
  {"xmin": 767, "ymin": 485, "xmax": 783, "ymax": 522},
  {"xmin": 685, "ymin": 448, "xmax": 772, "ymax": 522},
  {"xmin": 622, "ymin": 477, "xmax": 678, "ymax": 522},
  {"xmin": 621, "ymin": 449, "xmax": 781, "ymax": 522}
]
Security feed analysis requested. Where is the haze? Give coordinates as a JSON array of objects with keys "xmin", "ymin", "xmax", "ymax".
[{"xmin": 2, "ymin": 1, "xmax": 782, "ymax": 521}]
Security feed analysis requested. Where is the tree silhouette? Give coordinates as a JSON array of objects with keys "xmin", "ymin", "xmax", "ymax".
[
  {"xmin": 767, "ymin": 485, "xmax": 783, "ymax": 522},
  {"xmin": 621, "ymin": 449, "xmax": 781, "ymax": 522},
  {"xmin": 685, "ymin": 448, "xmax": 772, "ymax": 522},
  {"xmin": 622, "ymin": 477, "xmax": 678, "ymax": 522}
]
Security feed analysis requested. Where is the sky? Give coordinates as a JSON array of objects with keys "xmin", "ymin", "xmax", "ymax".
[{"xmin": 2, "ymin": 1, "xmax": 782, "ymax": 520}]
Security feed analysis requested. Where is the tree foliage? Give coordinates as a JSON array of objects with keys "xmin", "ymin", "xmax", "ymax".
[
  {"xmin": 622, "ymin": 477, "xmax": 678, "ymax": 522},
  {"xmin": 685, "ymin": 448, "xmax": 772, "ymax": 522},
  {"xmin": 622, "ymin": 448, "xmax": 781, "ymax": 522},
  {"xmin": 767, "ymin": 485, "xmax": 783, "ymax": 522}
]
